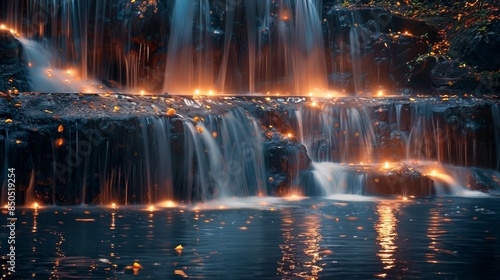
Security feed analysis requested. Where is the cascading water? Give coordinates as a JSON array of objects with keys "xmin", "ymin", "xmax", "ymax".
[
  {"xmin": 1, "ymin": 1, "xmax": 500, "ymax": 207},
  {"xmin": 293, "ymin": 98, "xmax": 500, "ymax": 197},
  {"xmin": 163, "ymin": 0, "xmax": 214, "ymax": 94},
  {"xmin": 294, "ymin": 100, "xmax": 376, "ymax": 195},
  {"xmin": 181, "ymin": 106, "xmax": 266, "ymax": 201},
  {"xmin": 18, "ymin": 37, "xmax": 106, "ymax": 93}
]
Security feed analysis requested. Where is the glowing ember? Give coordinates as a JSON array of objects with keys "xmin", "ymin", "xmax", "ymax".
[
  {"xmin": 175, "ymin": 244, "xmax": 184, "ymax": 251},
  {"xmin": 56, "ymin": 138, "xmax": 64, "ymax": 147},
  {"xmin": 132, "ymin": 262, "xmax": 142, "ymax": 269},
  {"xmin": 166, "ymin": 108, "xmax": 176, "ymax": 116},
  {"xmin": 212, "ymin": 131, "xmax": 217, "ymax": 138},
  {"xmin": 174, "ymin": 270, "xmax": 188, "ymax": 278},
  {"xmin": 162, "ymin": 200, "xmax": 176, "ymax": 208},
  {"xmin": 58, "ymin": 124, "xmax": 64, "ymax": 132}
]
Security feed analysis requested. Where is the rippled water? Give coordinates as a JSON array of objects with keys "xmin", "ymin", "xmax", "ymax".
[{"xmin": 2, "ymin": 196, "xmax": 500, "ymax": 279}]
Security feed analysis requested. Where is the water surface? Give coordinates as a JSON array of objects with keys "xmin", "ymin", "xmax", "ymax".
[{"xmin": 2, "ymin": 197, "xmax": 500, "ymax": 279}]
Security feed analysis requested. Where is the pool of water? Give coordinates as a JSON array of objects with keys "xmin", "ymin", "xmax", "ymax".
[{"xmin": 2, "ymin": 196, "xmax": 500, "ymax": 279}]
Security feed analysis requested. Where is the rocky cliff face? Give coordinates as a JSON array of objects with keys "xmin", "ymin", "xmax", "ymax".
[{"xmin": 0, "ymin": 30, "xmax": 28, "ymax": 93}]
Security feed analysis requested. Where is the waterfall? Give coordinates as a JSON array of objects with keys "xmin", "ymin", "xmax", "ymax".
[
  {"xmin": 163, "ymin": 0, "xmax": 214, "ymax": 94},
  {"xmin": 181, "ymin": 107, "xmax": 266, "ymax": 201},
  {"xmin": 298, "ymin": 101, "xmax": 375, "ymax": 163},
  {"xmin": 293, "ymin": 99, "xmax": 499, "ymax": 197}
]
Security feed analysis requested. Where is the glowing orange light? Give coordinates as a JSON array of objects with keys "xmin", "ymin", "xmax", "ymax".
[
  {"xmin": 111, "ymin": 203, "xmax": 117, "ymax": 209},
  {"xmin": 140, "ymin": 90, "xmax": 145, "ymax": 95},
  {"xmin": 166, "ymin": 108, "xmax": 176, "ymax": 116},
  {"xmin": 209, "ymin": 90, "xmax": 213, "ymax": 95},
  {"xmin": 56, "ymin": 138, "xmax": 64, "ymax": 147},
  {"xmin": 33, "ymin": 202, "xmax": 39, "ymax": 209},
  {"xmin": 175, "ymin": 244, "xmax": 184, "ymax": 251},
  {"xmin": 384, "ymin": 161, "xmax": 390, "ymax": 169},
  {"xmin": 311, "ymin": 101, "xmax": 318, "ymax": 107},
  {"xmin": 163, "ymin": 200, "xmax": 176, "ymax": 208},
  {"xmin": 285, "ymin": 192, "xmax": 303, "ymax": 201},
  {"xmin": 309, "ymin": 92, "xmax": 313, "ymax": 96},
  {"xmin": 66, "ymin": 69, "xmax": 72, "ymax": 74},
  {"xmin": 378, "ymin": 90, "xmax": 384, "ymax": 96},
  {"xmin": 0, "ymin": 24, "xmax": 5, "ymax": 29},
  {"xmin": 431, "ymin": 170, "xmax": 437, "ymax": 175},
  {"xmin": 287, "ymin": 133, "xmax": 293, "ymax": 138},
  {"xmin": 148, "ymin": 205, "xmax": 154, "ymax": 211},
  {"xmin": 28, "ymin": 62, "xmax": 32, "ymax": 68},
  {"xmin": 194, "ymin": 89, "xmax": 200, "ymax": 95},
  {"xmin": 174, "ymin": 270, "xmax": 188, "ymax": 278},
  {"xmin": 132, "ymin": 262, "xmax": 142, "ymax": 269},
  {"xmin": 402, "ymin": 196, "xmax": 408, "ymax": 201}
]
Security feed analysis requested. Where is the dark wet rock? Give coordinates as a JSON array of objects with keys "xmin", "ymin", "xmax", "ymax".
[
  {"xmin": 406, "ymin": 55, "xmax": 439, "ymax": 92},
  {"xmin": 430, "ymin": 60, "xmax": 469, "ymax": 88},
  {"xmin": 0, "ymin": 30, "xmax": 29, "ymax": 92},
  {"xmin": 449, "ymin": 19, "xmax": 500, "ymax": 71},
  {"xmin": 322, "ymin": 7, "xmax": 436, "ymax": 92},
  {"xmin": 366, "ymin": 163, "xmax": 435, "ymax": 197},
  {"xmin": 466, "ymin": 168, "xmax": 500, "ymax": 193},
  {"xmin": 266, "ymin": 136, "xmax": 311, "ymax": 195}
]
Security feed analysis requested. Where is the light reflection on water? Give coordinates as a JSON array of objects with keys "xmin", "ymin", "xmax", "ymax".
[
  {"xmin": 375, "ymin": 202, "xmax": 400, "ymax": 271},
  {"xmin": 277, "ymin": 210, "xmax": 324, "ymax": 279},
  {"xmin": 2, "ymin": 197, "xmax": 500, "ymax": 279}
]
